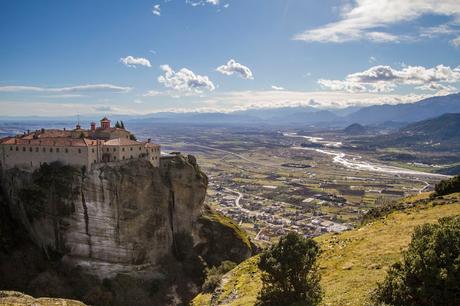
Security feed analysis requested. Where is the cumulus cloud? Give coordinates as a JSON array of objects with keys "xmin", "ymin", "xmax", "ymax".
[
  {"xmin": 120, "ymin": 56, "xmax": 152, "ymax": 68},
  {"xmin": 318, "ymin": 64, "xmax": 460, "ymax": 93},
  {"xmin": 216, "ymin": 59, "xmax": 254, "ymax": 79},
  {"xmin": 451, "ymin": 36, "xmax": 460, "ymax": 47},
  {"xmin": 294, "ymin": 0, "xmax": 460, "ymax": 43},
  {"xmin": 271, "ymin": 86, "xmax": 284, "ymax": 91},
  {"xmin": 152, "ymin": 4, "xmax": 161, "ymax": 16},
  {"xmin": 0, "ymin": 84, "xmax": 132, "ymax": 93},
  {"xmin": 158, "ymin": 65, "xmax": 215, "ymax": 94}
]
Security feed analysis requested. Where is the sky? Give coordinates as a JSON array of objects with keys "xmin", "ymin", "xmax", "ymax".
[{"xmin": 1, "ymin": 0, "xmax": 460, "ymax": 116}]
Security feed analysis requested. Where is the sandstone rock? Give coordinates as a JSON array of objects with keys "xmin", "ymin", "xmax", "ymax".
[{"xmin": 0, "ymin": 155, "xmax": 210, "ymax": 278}]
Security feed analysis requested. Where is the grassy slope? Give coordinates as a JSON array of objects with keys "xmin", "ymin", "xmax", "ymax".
[{"xmin": 192, "ymin": 193, "xmax": 460, "ymax": 306}]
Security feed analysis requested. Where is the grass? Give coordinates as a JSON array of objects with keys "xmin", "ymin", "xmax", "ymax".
[{"xmin": 192, "ymin": 193, "xmax": 460, "ymax": 306}]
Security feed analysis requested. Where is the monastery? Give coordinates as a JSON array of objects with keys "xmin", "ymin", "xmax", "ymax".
[{"xmin": 0, "ymin": 117, "xmax": 161, "ymax": 171}]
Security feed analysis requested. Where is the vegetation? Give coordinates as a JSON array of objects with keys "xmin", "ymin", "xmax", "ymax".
[
  {"xmin": 373, "ymin": 215, "xmax": 460, "ymax": 306},
  {"xmin": 256, "ymin": 232, "xmax": 322, "ymax": 306},
  {"xmin": 202, "ymin": 261, "xmax": 237, "ymax": 293},
  {"xmin": 114, "ymin": 121, "xmax": 125, "ymax": 129},
  {"xmin": 434, "ymin": 175, "xmax": 460, "ymax": 197}
]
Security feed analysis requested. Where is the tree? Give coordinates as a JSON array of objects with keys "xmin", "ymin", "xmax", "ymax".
[
  {"xmin": 202, "ymin": 261, "xmax": 236, "ymax": 293},
  {"xmin": 434, "ymin": 175, "xmax": 460, "ymax": 197},
  {"xmin": 373, "ymin": 216, "xmax": 460, "ymax": 306},
  {"xmin": 256, "ymin": 232, "xmax": 322, "ymax": 306},
  {"xmin": 114, "ymin": 121, "xmax": 121, "ymax": 128},
  {"xmin": 120, "ymin": 120, "xmax": 125, "ymax": 129}
]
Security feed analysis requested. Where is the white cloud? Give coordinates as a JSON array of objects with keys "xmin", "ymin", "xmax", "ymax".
[
  {"xmin": 451, "ymin": 36, "xmax": 460, "ymax": 47},
  {"xmin": 0, "ymin": 84, "xmax": 132, "ymax": 93},
  {"xmin": 158, "ymin": 65, "xmax": 215, "ymax": 94},
  {"xmin": 271, "ymin": 86, "xmax": 284, "ymax": 91},
  {"xmin": 216, "ymin": 59, "xmax": 254, "ymax": 79},
  {"xmin": 369, "ymin": 56, "xmax": 377, "ymax": 63},
  {"xmin": 186, "ymin": 0, "xmax": 219, "ymax": 7},
  {"xmin": 152, "ymin": 4, "xmax": 161, "ymax": 16},
  {"xmin": 120, "ymin": 56, "xmax": 152, "ymax": 68},
  {"xmin": 143, "ymin": 90, "xmax": 164, "ymax": 97},
  {"xmin": 199, "ymin": 90, "xmax": 443, "ymax": 111},
  {"xmin": 318, "ymin": 64, "xmax": 460, "ymax": 93},
  {"xmin": 420, "ymin": 24, "xmax": 459, "ymax": 38},
  {"xmin": 294, "ymin": 0, "xmax": 460, "ymax": 43}
]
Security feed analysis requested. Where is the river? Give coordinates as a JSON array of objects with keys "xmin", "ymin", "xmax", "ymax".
[{"xmin": 284, "ymin": 133, "xmax": 450, "ymax": 179}]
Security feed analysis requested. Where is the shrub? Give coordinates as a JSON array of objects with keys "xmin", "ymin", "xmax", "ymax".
[
  {"xmin": 372, "ymin": 216, "xmax": 460, "ymax": 306},
  {"xmin": 434, "ymin": 175, "xmax": 460, "ymax": 197},
  {"xmin": 256, "ymin": 232, "xmax": 322, "ymax": 306},
  {"xmin": 202, "ymin": 260, "xmax": 236, "ymax": 293}
]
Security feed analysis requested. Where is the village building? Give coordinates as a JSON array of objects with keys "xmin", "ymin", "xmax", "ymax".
[{"xmin": 0, "ymin": 117, "xmax": 161, "ymax": 171}]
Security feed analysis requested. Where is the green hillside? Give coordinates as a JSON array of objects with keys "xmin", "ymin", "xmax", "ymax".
[{"xmin": 192, "ymin": 193, "xmax": 460, "ymax": 306}]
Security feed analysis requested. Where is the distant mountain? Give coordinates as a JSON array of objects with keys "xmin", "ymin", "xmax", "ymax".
[
  {"xmin": 346, "ymin": 93, "xmax": 460, "ymax": 125},
  {"xmin": 343, "ymin": 123, "xmax": 366, "ymax": 135},
  {"xmin": 401, "ymin": 113, "xmax": 460, "ymax": 140}
]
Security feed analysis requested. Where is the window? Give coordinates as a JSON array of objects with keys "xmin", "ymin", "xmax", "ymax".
[
  {"xmin": 92, "ymin": 148, "xmax": 95, "ymax": 153},
  {"xmin": 139, "ymin": 147, "xmax": 141, "ymax": 151},
  {"xmin": 29, "ymin": 147, "xmax": 32, "ymax": 152},
  {"xmin": 43, "ymin": 148, "xmax": 46, "ymax": 152},
  {"xmin": 10, "ymin": 146, "xmax": 12, "ymax": 151},
  {"xmin": 50, "ymin": 148, "xmax": 53, "ymax": 152},
  {"xmin": 130, "ymin": 147, "xmax": 133, "ymax": 151},
  {"xmin": 16, "ymin": 146, "xmax": 18, "ymax": 151},
  {"xmin": 113, "ymin": 148, "xmax": 116, "ymax": 152},
  {"xmin": 23, "ymin": 147, "xmax": 26, "ymax": 151},
  {"xmin": 130, "ymin": 155, "xmax": 133, "ymax": 159},
  {"xmin": 65, "ymin": 148, "xmax": 68, "ymax": 153},
  {"xmin": 56, "ymin": 148, "xmax": 60, "ymax": 153},
  {"xmin": 122, "ymin": 148, "xmax": 125, "ymax": 152},
  {"xmin": 123, "ymin": 156, "xmax": 125, "ymax": 160},
  {"xmin": 114, "ymin": 156, "xmax": 117, "ymax": 160},
  {"xmin": 35, "ymin": 147, "xmax": 39, "ymax": 152},
  {"xmin": 78, "ymin": 149, "xmax": 81, "ymax": 153}
]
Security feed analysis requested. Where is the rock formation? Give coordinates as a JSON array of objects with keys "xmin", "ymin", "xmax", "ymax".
[{"xmin": 0, "ymin": 154, "xmax": 253, "ymax": 280}]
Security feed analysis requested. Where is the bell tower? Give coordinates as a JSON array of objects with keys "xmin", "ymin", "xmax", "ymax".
[{"xmin": 100, "ymin": 117, "xmax": 111, "ymax": 129}]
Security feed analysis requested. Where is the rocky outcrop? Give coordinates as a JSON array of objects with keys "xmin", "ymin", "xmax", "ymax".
[
  {"xmin": 0, "ymin": 155, "xmax": 211, "ymax": 277},
  {"xmin": 0, "ymin": 291, "xmax": 86, "ymax": 306},
  {"xmin": 196, "ymin": 206, "xmax": 255, "ymax": 266}
]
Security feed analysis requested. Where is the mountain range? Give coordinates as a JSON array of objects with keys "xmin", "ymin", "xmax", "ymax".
[{"xmin": 1, "ymin": 93, "xmax": 459, "ymax": 127}]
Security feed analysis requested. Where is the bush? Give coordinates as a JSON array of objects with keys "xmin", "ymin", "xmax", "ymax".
[
  {"xmin": 256, "ymin": 232, "xmax": 322, "ymax": 306},
  {"xmin": 434, "ymin": 175, "xmax": 460, "ymax": 196},
  {"xmin": 372, "ymin": 216, "xmax": 460, "ymax": 306},
  {"xmin": 202, "ymin": 260, "xmax": 236, "ymax": 293}
]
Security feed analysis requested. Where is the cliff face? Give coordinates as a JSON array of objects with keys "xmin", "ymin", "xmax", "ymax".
[{"xmin": 0, "ymin": 155, "xmax": 213, "ymax": 277}]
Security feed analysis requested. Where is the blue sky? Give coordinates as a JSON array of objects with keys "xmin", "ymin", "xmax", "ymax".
[{"xmin": 1, "ymin": 0, "xmax": 460, "ymax": 116}]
